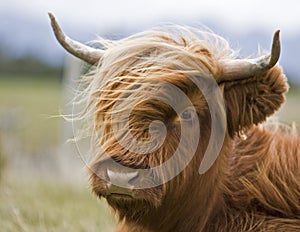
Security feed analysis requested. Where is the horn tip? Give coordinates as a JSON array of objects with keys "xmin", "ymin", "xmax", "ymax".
[
  {"xmin": 48, "ymin": 12, "xmax": 64, "ymax": 40},
  {"xmin": 274, "ymin": 29, "xmax": 281, "ymax": 40},
  {"xmin": 48, "ymin": 12, "xmax": 55, "ymax": 21},
  {"xmin": 269, "ymin": 29, "xmax": 281, "ymax": 67},
  {"xmin": 48, "ymin": 12, "xmax": 58, "ymax": 29}
]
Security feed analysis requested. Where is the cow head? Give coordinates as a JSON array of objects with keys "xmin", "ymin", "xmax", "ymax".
[{"xmin": 49, "ymin": 13, "xmax": 287, "ymax": 221}]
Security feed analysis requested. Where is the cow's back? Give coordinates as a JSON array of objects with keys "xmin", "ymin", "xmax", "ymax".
[{"xmin": 224, "ymin": 123, "xmax": 300, "ymax": 230}]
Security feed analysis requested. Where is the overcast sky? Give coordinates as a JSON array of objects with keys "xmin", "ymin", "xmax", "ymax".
[
  {"xmin": 1, "ymin": 0, "xmax": 300, "ymax": 36},
  {"xmin": 0, "ymin": 0, "xmax": 299, "ymax": 80}
]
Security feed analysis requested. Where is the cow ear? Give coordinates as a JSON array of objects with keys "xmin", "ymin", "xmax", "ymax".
[{"xmin": 222, "ymin": 65, "xmax": 288, "ymax": 137}]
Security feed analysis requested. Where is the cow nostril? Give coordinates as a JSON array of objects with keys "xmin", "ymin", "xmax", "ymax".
[{"xmin": 106, "ymin": 169, "xmax": 139, "ymax": 187}]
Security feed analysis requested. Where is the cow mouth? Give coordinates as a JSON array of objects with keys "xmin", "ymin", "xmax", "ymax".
[
  {"xmin": 106, "ymin": 193, "xmax": 134, "ymax": 203},
  {"xmin": 104, "ymin": 184, "xmax": 135, "ymax": 198},
  {"xmin": 93, "ymin": 182, "xmax": 163, "ymax": 209},
  {"xmin": 107, "ymin": 193, "xmax": 133, "ymax": 198},
  {"xmin": 90, "ymin": 175, "xmax": 164, "ymax": 220},
  {"xmin": 99, "ymin": 185, "xmax": 150, "ymax": 202},
  {"xmin": 105, "ymin": 190, "xmax": 158, "ymax": 219}
]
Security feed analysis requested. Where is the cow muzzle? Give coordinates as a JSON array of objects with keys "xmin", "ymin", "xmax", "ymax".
[
  {"xmin": 106, "ymin": 169, "xmax": 138, "ymax": 196},
  {"xmin": 91, "ymin": 158, "xmax": 158, "ymax": 197}
]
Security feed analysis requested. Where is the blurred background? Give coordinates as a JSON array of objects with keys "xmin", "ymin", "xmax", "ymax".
[{"xmin": 0, "ymin": 0, "xmax": 299, "ymax": 231}]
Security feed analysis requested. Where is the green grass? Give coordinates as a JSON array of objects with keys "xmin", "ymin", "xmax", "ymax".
[
  {"xmin": 0, "ymin": 176, "xmax": 116, "ymax": 232},
  {"xmin": 0, "ymin": 149, "xmax": 4, "ymax": 180},
  {"xmin": 0, "ymin": 76, "xmax": 62, "ymax": 153},
  {"xmin": 277, "ymin": 92, "xmax": 300, "ymax": 125},
  {"xmin": 0, "ymin": 76, "xmax": 117, "ymax": 231}
]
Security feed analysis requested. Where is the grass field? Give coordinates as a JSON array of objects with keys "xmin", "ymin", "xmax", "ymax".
[
  {"xmin": 0, "ymin": 76, "xmax": 299, "ymax": 231},
  {"xmin": 0, "ymin": 177, "xmax": 116, "ymax": 232},
  {"xmin": 0, "ymin": 76, "xmax": 62, "ymax": 153},
  {"xmin": 0, "ymin": 76, "xmax": 117, "ymax": 231}
]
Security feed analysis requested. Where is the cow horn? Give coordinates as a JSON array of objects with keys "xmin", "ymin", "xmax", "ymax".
[
  {"xmin": 48, "ymin": 12, "xmax": 103, "ymax": 65},
  {"xmin": 219, "ymin": 30, "xmax": 281, "ymax": 82}
]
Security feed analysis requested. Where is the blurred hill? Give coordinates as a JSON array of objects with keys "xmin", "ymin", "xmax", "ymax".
[{"xmin": 0, "ymin": 51, "xmax": 62, "ymax": 78}]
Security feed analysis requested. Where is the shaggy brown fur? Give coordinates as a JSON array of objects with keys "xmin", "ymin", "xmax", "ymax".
[{"xmin": 66, "ymin": 26, "xmax": 299, "ymax": 231}]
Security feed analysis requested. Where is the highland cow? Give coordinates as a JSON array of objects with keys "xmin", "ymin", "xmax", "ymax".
[{"xmin": 49, "ymin": 13, "xmax": 300, "ymax": 231}]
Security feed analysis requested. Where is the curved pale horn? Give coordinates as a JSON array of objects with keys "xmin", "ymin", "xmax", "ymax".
[
  {"xmin": 219, "ymin": 30, "xmax": 281, "ymax": 82},
  {"xmin": 48, "ymin": 12, "xmax": 103, "ymax": 65}
]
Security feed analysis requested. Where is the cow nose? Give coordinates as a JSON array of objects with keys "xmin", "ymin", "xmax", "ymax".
[{"xmin": 107, "ymin": 169, "xmax": 139, "ymax": 188}]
